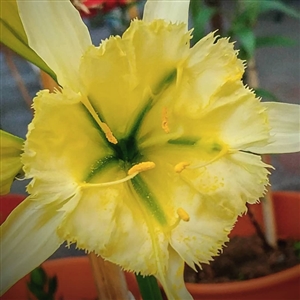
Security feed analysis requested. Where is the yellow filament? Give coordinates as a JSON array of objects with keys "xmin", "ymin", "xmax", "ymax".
[
  {"xmin": 128, "ymin": 161, "xmax": 155, "ymax": 175},
  {"xmin": 177, "ymin": 207, "xmax": 190, "ymax": 222},
  {"xmin": 174, "ymin": 161, "xmax": 190, "ymax": 173},
  {"xmin": 162, "ymin": 107, "xmax": 170, "ymax": 133}
]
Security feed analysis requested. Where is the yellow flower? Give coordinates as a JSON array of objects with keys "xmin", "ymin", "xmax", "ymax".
[{"xmin": 0, "ymin": 0, "xmax": 299, "ymax": 299}]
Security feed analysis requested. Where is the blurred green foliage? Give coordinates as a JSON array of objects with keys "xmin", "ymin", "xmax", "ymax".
[
  {"xmin": 190, "ymin": 0, "xmax": 299, "ymax": 60},
  {"xmin": 27, "ymin": 266, "xmax": 57, "ymax": 300},
  {"xmin": 189, "ymin": 0, "xmax": 300, "ymax": 99}
]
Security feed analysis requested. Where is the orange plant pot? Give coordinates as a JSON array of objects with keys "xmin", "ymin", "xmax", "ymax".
[
  {"xmin": 1, "ymin": 192, "xmax": 299, "ymax": 300},
  {"xmin": 185, "ymin": 191, "xmax": 300, "ymax": 300},
  {"xmin": 1, "ymin": 256, "xmax": 140, "ymax": 300}
]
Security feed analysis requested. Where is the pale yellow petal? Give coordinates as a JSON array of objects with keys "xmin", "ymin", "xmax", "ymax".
[
  {"xmin": 0, "ymin": 198, "xmax": 63, "ymax": 295},
  {"xmin": 143, "ymin": 0, "xmax": 190, "ymax": 29},
  {"xmin": 17, "ymin": 0, "xmax": 91, "ymax": 90},
  {"xmin": 156, "ymin": 247, "xmax": 192, "ymax": 300},
  {"xmin": 0, "ymin": 130, "xmax": 24, "ymax": 195},
  {"xmin": 246, "ymin": 102, "xmax": 300, "ymax": 154}
]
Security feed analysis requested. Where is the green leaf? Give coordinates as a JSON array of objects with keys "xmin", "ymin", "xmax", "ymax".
[
  {"xmin": 0, "ymin": 0, "xmax": 57, "ymax": 81},
  {"xmin": 256, "ymin": 35, "xmax": 297, "ymax": 48},
  {"xmin": 27, "ymin": 266, "xmax": 57, "ymax": 300},
  {"xmin": 29, "ymin": 266, "xmax": 47, "ymax": 287},
  {"xmin": 190, "ymin": 4, "xmax": 216, "ymax": 44},
  {"xmin": 259, "ymin": 0, "xmax": 300, "ymax": 19},
  {"xmin": 48, "ymin": 275, "xmax": 58, "ymax": 295},
  {"xmin": 27, "ymin": 282, "xmax": 48, "ymax": 300},
  {"xmin": 255, "ymin": 88, "xmax": 279, "ymax": 102},
  {"xmin": 236, "ymin": 2, "xmax": 261, "ymax": 27},
  {"xmin": 135, "ymin": 275, "xmax": 163, "ymax": 300},
  {"xmin": 235, "ymin": 27, "xmax": 256, "ymax": 60}
]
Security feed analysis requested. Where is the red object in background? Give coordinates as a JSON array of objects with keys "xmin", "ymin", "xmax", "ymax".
[
  {"xmin": 79, "ymin": 0, "xmax": 129, "ymax": 18},
  {"xmin": 0, "ymin": 194, "xmax": 26, "ymax": 225}
]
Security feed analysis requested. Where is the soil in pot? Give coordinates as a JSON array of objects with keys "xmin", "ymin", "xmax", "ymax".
[{"xmin": 184, "ymin": 235, "xmax": 300, "ymax": 284}]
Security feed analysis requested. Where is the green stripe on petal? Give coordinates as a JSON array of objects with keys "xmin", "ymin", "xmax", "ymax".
[
  {"xmin": 143, "ymin": 0, "xmax": 190, "ymax": 30},
  {"xmin": 0, "ymin": 0, "xmax": 56, "ymax": 80},
  {"xmin": 168, "ymin": 137, "xmax": 198, "ymax": 146},
  {"xmin": 131, "ymin": 175, "xmax": 168, "ymax": 226},
  {"xmin": 0, "ymin": 198, "xmax": 63, "ymax": 295},
  {"xmin": 0, "ymin": 130, "xmax": 24, "ymax": 195},
  {"xmin": 17, "ymin": 0, "xmax": 91, "ymax": 90},
  {"xmin": 247, "ymin": 102, "xmax": 300, "ymax": 154}
]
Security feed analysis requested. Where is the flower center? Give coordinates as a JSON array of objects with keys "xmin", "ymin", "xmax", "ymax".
[{"xmin": 81, "ymin": 69, "xmax": 179, "ymax": 227}]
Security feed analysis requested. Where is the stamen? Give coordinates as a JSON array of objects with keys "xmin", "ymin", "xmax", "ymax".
[
  {"xmin": 101, "ymin": 122, "xmax": 118, "ymax": 144},
  {"xmin": 80, "ymin": 173, "xmax": 137, "ymax": 188},
  {"xmin": 188, "ymin": 146, "xmax": 229, "ymax": 170},
  {"xmin": 165, "ymin": 207, "xmax": 191, "ymax": 235},
  {"xmin": 177, "ymin": 207, "xmax": 190, "ymax": 222},
  {"xmin": 80, "ymin": 96, "xmax": 118, "ymax": 144},
  {"xmin": 128, "ymin": 161, "xmax": 155, "ymax": 175},
  {"xmin": 81, "ymin": 162, "xmax": 156, "ymax": 189},
  {"xmin": 174, "ymin": 161, "xmax": 190, "ymax": 173},
  {"xmin": 162, "ymin": 107, "xmax": 170, "ymax": 133}
]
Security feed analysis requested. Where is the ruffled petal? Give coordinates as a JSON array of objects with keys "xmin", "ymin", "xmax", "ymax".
[
  {"xmin": 188, "ymin": 81, "xmax": 270, "ymax": 150},
  {"xmin": 0, "ymin": 198, "xmax": 63, "ymax": 295},
  {"xmin": 59, "ymin": 177, "xmax": 169, "ymax": 276},
  {"xmin": 0, "ymin": 130, "xmax": 24, "ymax": 195},
  {"xmin": 17, "ymin": 0, "xmax": 91, "ymax": 90},
  {"xmin": 178, "ymin": 151, "xmax": 270, "ymax": 209},
  {"xmin": 143, "ymin": 0, "xmax": 190, "ymax": 29},
  {"xmin": 175, "ymin": 33, "xmax": 245, "ymax": 113},
  {"xmin": 80, "ymin": 20, "xmax": 190, "ymax": 139},
  {"xmin": 22, "ymin": 89, "xmax": 113, "ymax": 185},
  {"xmin": 246, "ymin": 102, "xmax": 300, "ymax": 154},
  {"xmin": 134, "ymin": 32, "xmax": 269, "ymax": 154},
  {"xmin": 142, "ymin": 145, "xmax": 269, "ymax": 266}
]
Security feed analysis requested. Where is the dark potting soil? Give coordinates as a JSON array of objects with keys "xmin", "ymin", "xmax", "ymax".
[{"xmin": 184, "ymin": 235, "xmax": 300, "ymax": 284}]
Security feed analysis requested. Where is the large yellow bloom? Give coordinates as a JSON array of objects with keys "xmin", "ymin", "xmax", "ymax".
[{"xmin": 1, "ymin": 1, "xmax": 299, "ymax": 299}]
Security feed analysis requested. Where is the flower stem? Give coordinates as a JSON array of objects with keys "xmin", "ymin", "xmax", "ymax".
[
  {"xmin": 247, "ymin": 58, "xmax": 277, "ymax": 248},
  {"xmin": 135, "ymin": 274, "xmax": 163, "ymax": 300},
  {"xmin": 2, "ymin": 45, "xmax": 32, "ymax": 110},
  {"xmin": 88, "ymin": 253, "xmax": 130, "ymax": 300}
]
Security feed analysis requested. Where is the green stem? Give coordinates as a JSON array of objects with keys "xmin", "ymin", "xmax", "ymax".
[{"xmin": 135, "ymin": 275, "xmax": 163, "ymax": 300}]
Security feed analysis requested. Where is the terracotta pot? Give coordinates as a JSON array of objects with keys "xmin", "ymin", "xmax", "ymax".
[
  {"xmin": 1, "ymin": 192, "xmax": 299, "ymax": 300},
  {"xmin": 1, "ymin": 256, "xmax": 140, "ymax": 300},
  {"xmin": 185, "ymin": 191, "xmax": 300, "ymax": 300}
]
